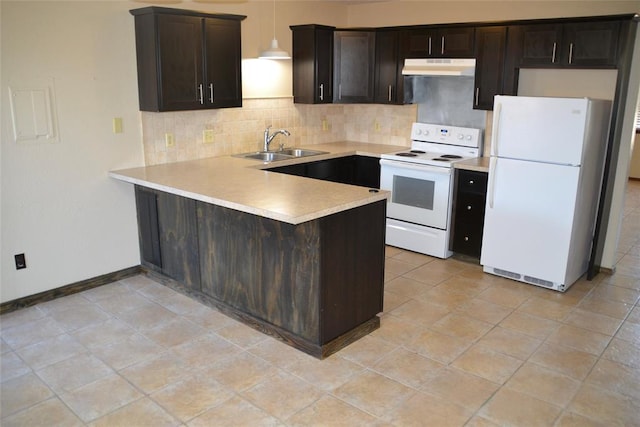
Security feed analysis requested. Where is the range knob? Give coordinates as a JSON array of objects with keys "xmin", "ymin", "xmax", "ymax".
[
  {"xmin": 457, "ymin": 134, "xmax": 464, "ymax": 140},
  {"xmin": 466, "ymin": 135, "xmax": 473, "ymax": 140}
]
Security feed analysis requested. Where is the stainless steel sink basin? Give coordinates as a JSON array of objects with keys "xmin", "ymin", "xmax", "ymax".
[
  {"xmin": 278, "ymin": 148, "xmax": 328, "ymax": 157},
  {"xmin": 243, "ymin": 152, "xmax": 293, "ymax": 162},
  {"xmin": 237, "ymin": 148, "xmax": 329, "ymax": 162}
]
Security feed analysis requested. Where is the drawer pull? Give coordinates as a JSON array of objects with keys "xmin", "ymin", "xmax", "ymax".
[
  {"xmin": 464, "ymin": 237, "xmax": 469, "ymax": 241},
  {"xmin": 467, "ymin": 205, "xmax": 472, "ymax": 210},
  {"xmin": 469, "ymin": 180, "xmax": 474, "ymax": 184}
]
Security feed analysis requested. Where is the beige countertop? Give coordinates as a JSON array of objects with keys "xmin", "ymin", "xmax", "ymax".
[
  {"xmin": 110, "ymin": 141, "xmax": 407, "ymax": 225},
  {"xmin": 454, "ymin": 156, "xmax": 490, "ymax": 173}
]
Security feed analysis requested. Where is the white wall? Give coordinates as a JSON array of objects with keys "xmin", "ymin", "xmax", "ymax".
[{"xmin": 1, "ymin": 1, "xmax": 145, "ymax": 302}]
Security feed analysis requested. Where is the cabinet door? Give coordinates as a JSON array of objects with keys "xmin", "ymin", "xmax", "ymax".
[
  {"xmin": 474, "ymin": 26, "xmax": 507, "ymax": 110},
  {"xmin": 156, "ymin": 14, "xmax": 204, "ymax": 111},
  {"xmin": 156, "ymin": 192, "xmax": 201, "ymax": 290},
  {"xmin": 291, "ymin": 25, "xmax": 334, "ymax": 104},
  {"xmin": 374, "ymin": 30, "xmax": 402, "ymax": 104},
  {"xmin": 334, "ymin": 31, "xmax": 375, "ymax": 103},
  {"xmin": 135, "ymin": 186, "xmax": 162, "ymax": 269},
  {"xmin": 439, "ymin": 27, "xmax": 475, "ymax": 57},
  {"xmin": 562, "ymin": 21, "xmax": 620, "ymax": 67},
  {"xmin": 204, "ymin": 18, "xmax": 242, "ymax": 108},
  {"xmin": 354, "ymin": 156, "xmax": 381, "ymax": 188},
  {"xmin": 402, "ymin": 27, "xmax": 475, "ymax": 58},
  {"xmin": 517, "ymin": 24, "xmax": 563, "ymax": 66}
]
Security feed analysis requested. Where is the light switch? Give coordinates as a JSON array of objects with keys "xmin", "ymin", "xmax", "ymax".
[{"xmin": 112, "ymin": 117, "xmax": 123, "ymax": 134}]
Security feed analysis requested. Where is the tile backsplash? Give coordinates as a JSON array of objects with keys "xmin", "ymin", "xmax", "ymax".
[{"xmin": 141, "ymin": 98, "xmax": 417, "ymax": 165}]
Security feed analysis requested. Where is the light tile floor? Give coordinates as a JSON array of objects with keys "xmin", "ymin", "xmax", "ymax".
[{"xmin": 1, "ymin": 179, "xmax": 639, "ymax": 426}]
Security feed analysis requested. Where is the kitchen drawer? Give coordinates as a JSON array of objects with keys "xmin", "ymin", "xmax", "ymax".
[
  {"xmin": 451, "ymin": 222, "xmax": 484, "ymax": 257},
  {"xmin": 457, "ymin": 170, "xmax": 488, "ymax": 195},
  {"xmin": 454, "ymin": 192, "xmax": 486, "ymax": 226}
]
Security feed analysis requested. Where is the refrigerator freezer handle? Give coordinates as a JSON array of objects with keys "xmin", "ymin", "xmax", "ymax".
[
  {"xmin": 492, "ymin": 101, "xmax": 502, "ymax": 157},
  {"xmin": 488, "ymin": 157, "xmax": 497, "ymax": 209}
]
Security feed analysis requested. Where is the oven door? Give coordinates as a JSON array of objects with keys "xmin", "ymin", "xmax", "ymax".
[{"xmin": 380, "ymin": 159, "xmax": 453, "ymax": 229}]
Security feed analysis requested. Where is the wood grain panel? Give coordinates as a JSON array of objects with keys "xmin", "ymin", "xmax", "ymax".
[{"xmin": 198, "ymin": 203, "xmax": 322, "ymax": 342}]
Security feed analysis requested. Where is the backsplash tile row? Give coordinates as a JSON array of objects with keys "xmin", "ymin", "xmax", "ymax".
[{"xmin": 141, "ymin": 98, "xmax": 417, "ymax": 165}]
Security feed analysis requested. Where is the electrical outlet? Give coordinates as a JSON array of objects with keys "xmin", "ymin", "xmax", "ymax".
[
  {"xmin": 15, "ymin": 253, "xmax": 26, "ymax": 270},
  {"xmin": 203, "ymin": 129, "xmax": 215, "ymax": 144},
  {"xmin": 165, "ymin": 133, "xmax": 175, "ymax": 148},
  {"xmin": 112, "ymin": 117, "xmax": 123, "ymax": 134},
  {"xmin": 322, "ymin": 119, "xmax": 329, "ymax": 132},
  {"xmin": 374, "ymin": 121, "xmax": 381, "ymax": 132}
]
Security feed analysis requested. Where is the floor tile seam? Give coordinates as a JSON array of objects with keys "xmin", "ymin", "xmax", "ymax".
[
  {"xmin": 145, "ymin": 380, "xmax": 236, "ymax": 425},
  {"xmin": 238, "ymin": 384, "xmax": 325, "ymax": 425},
  {"xmin": 17, "ymin": 334, "xmax": 96, "ymax": 376},
  {"xmin": 501, "ymin": 361, "xmax": 584, "ymax": 407},
  {"xmin": 325, "ymin": 373, "xmax": 420, "ymax": 424},
  {"xmin": 0, "ymin": 372, "xmax": 57, "ymax": 420},
  {"xmin": 0, "ymin": 395, "xmax": 84, "ymax": 425},
  {"xmin": 540, "ymin": 322, "xmax": 613, "ymax": 360},
  {"xmin": 579, "ymin": 356, "xmax": 640, "ymax": 403}
]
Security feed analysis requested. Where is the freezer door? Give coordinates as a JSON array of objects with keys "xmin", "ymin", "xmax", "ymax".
[
  {"xmin": 480, "ymin": 157, "xmax": 580, "ymax": 285},
  {"xmin": 492, "ymin": 96, "xmax": 589, "ymax": 165}
]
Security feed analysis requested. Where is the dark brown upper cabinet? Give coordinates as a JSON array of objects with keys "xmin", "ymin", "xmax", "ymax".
[
  {"xmin": 473, "ymin": 26, "xmax": 508, "ymax": 110},
  {"xmin": 130, "ymin": 7, "xmax": 245, "ymax": 112},
  {"xmin": 512, "ymin": 20, "xmax": 620, "ymax": 68},
  {"xmin": 374, "ymin": 30, "xmax": 403, "ymax": 104},
  {"xmin": 290, "ymin": 25, "xmax": 335, "ymax": 104},
  {"xmin": 333, "ymin": 30, "xmax": 376, "ymax": 103},
  {"xmin": 401, "ymin": 27, "xmax": 475, "ymax": 58}
]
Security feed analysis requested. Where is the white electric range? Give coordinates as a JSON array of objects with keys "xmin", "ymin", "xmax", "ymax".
[{"xmin": 380, "ymin": 122, "xmax": 483, "ymax": 258}]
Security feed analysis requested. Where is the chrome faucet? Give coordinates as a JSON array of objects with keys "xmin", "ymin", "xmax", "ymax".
[{"xmin": 263, "ymin": 126, "xmax": 290, "ymax": 152}]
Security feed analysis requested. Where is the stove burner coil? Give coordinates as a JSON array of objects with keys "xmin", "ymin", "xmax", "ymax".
[
  {"xmin": 440, "ymin": 154, "xmax": 463, "ymax": 159},
  {"xmin": 410, "ymin": 150, "xmax": 426, "ymax": 154},
  {"xmin": 396, "ymin": 152, "xmax": 418, "ymax": 157}
]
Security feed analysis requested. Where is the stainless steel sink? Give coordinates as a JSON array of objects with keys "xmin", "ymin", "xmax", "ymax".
[
  {"xmin": 237, "ymin": 148, "xmax": 328, "ymax": 162},
  {"xmin": 243, "ymin": 152, "xmax": 293, "ymax": 162},
  {"xmin": 278, "ymin": 148, "xmax": 328, "ymax": 157}
]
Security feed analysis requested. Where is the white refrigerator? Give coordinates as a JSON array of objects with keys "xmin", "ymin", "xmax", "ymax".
[{"xmin": 480, "ymin": 96, "xmax": 612, "ymax": 292}]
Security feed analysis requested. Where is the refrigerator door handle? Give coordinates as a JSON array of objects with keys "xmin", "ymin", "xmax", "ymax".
[
  {"xmin": 488, "ymin": 157, "xmax": 497, "ymax": 209},
  {"xmin": 492, "ymin": 102, "xmax": 502, "ymax": 157}
]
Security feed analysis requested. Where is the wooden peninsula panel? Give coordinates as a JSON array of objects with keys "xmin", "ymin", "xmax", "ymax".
[{"xmin": 135, "ymin": 185, "xmax": 386, "ymax": 358}]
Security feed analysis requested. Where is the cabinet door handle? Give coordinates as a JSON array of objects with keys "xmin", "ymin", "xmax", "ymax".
[
  {"xmin": 475, "ymin": 88, "xmax": 479, "ymax": 106},
  {"xmin": 388, "ymin": 85, "xmax": 392, "ymax": 102},
  {"xmin": 209, "ymin": 84, "xmax": 214, "ymax": 103},
  {"xmin": 441, "ymin": 36, "xmax": 445, "ymax": 55},
  {"xmin": 569, "ymin": 43, "xmax": 574, "ymax": 64},
  {"xmin": 319, "ymin": 83, "xmax": 324, "ymax": 101},
  {"xmin": 428, "ymin": 36, "xmax": 432, "ymax": 55},
  {"xmin": 464, "ymin": 236, "xmax": 469, "ymax": 241},
  {"xmin": 339, "ymin": 84, "xmax": 342, "ymax": 100},
  {"xmin": 469, "ymin": 180, "xmax": 474, "ymax": 184},
  {"xmin": 467, "ymin": 205, "xmax": 472, "ymax": 211},
  {"xmin": 198, "ymin": 84, "xmax": 204, "ymax": 105},
  {"xmin": 551, "ymin": 42, "xmax": 557, "ymax": 63}
]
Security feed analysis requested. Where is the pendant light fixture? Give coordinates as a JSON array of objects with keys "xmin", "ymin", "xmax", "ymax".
[{"xmin": 258, "ymin": 0, "xmax": 290, "ymax": 59}]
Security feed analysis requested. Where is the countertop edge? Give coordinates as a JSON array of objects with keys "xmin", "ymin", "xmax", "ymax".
[{"xmin": 109, "ymin": 142, "xmax": 399, "ymax": 224}]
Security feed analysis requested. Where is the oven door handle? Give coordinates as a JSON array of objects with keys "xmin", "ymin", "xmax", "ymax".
[{"xmin": 380, "ymin": 159, "xmax": 452, "ymax": 176}]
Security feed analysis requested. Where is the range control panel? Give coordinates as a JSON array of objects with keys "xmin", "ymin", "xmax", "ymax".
[{"xmin": 411, "ymin": 122, "xmax": 482, "ymax": 149}]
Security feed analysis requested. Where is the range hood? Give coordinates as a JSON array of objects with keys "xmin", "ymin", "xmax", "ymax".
[{"xmin": 402, "ymin": 58, "xmax": 476, "ymax": 77}]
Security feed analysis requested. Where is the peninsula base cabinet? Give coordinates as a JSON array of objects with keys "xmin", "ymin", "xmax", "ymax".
[
  {"xmin": 134, "ymin": 185, "xmax": 386, "ymax": 358},
  {"xmin": 450, "ymin": 170, "xmax": 488, "ymax": 258}
]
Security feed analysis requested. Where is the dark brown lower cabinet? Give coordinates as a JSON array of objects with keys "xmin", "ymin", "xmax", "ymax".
[
  {"xmin": 135, "ymin": 186, "xmax": 201, "ymax": 290},
  {"xmin": 134, "ymin": 185, "xmax": 386, "ymax": 358},
  {"xmin": 450, "ymin": 170, "xmax": 488, "ymax": 258}
]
